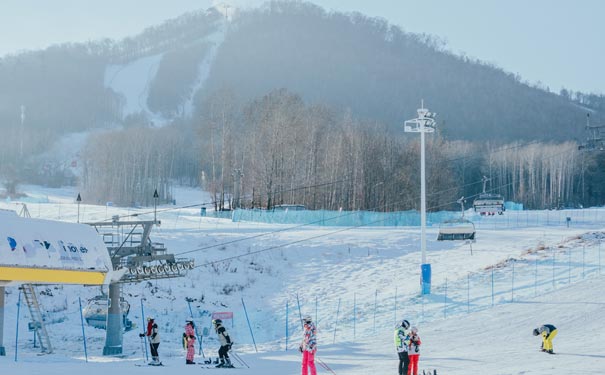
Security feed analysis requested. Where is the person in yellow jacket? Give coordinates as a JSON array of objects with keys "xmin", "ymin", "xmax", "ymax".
[
  {"xmin": 394, "ymin": 320, "xmax": 411, "ymax": 375},
  {"xmin": 533, "ymin": 324, "xmax": 557, "ymax": 354}
]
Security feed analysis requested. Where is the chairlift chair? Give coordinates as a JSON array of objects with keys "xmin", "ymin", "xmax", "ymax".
[
  {"xmin": 437, "ymin": 197, "xmax": 476, "ymax": 241},
  {"xmin": 473, "ymin": 176, "xmax": 505, "ymax": 215},
  {"xmin": 437, "ymin": 218, "xmax": 476, "ymax": 241},
  {"xmin": 83, "ymin": 294, "xmax": 132, "ymax": 330}
]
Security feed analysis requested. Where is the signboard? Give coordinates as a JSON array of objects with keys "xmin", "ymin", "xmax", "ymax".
[
  {"xmin": 0, "ymin": 210, "xmax": 113, "ymax": 285},
  {"xmin": 211, "ymin": 312, "xmax": 234, "ymax": 321}
]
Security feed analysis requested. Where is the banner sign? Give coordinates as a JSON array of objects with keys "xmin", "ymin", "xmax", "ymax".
[
  {"xmin": 0, "ymin": 210, "xmax": 112, "ymax": 285},
  {"xmin": 211, "ymin": 312, "xmax": 233, "ymax": 320}
]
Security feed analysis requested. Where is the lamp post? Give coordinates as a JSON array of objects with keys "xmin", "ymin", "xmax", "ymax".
[
  {"xmin": 76, "ymin": 193, "xmax": 82, "ymax": 223},
  {"xmin": 20, "ymin": 105, "xmax": 25, "ymax": 159},
  {"xmin": 404, "ymin": 100, "xmax": 437, "ymax": 295}
]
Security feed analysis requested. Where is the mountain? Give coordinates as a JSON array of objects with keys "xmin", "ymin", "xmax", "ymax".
[{"xmin": 0, "ymin": 2, "xmax": 601, "ymax": 144}]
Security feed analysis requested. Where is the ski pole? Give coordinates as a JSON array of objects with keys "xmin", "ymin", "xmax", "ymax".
[
  {"xmin": 231, "ymin": 351, "xmax": 250, "ymax": 368},
  {"xmin": 316, "ymin": 356, "xmax": 336, "ymax": 375},
  {"xmin": 139, "ymin": 336, "xmax": 146, "ymax": 364},
  {"xmin": 231, "ymin": 353, "xmax": 244, "ymax": 368}
]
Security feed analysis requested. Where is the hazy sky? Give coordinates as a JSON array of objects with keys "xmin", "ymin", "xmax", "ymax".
[{"xmin": 1, "ymin": 0, "xmax": 603, "ymax": 94}]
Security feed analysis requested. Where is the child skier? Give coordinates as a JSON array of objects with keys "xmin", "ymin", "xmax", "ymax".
[
  {"xmin": 139, "ymin": 316, "xmax": 161, "ymax": 365},
  {"xmin": 212, "ymin": 319, "xmax": 234, "ymax": 368},
  {"xmin": 184, "ymin": 318, "xmax": 196, "ymax": 364},
  {"xmin": 407, "ymin": 327, "xmax": 421, "ymax": 375},
  {"xmin": 394, "ymin": 319, "xmax": 411, "ymax": 375},
  {"xmin": 299, "ymin": 315, "xmax": 317, "ymax": 375},
  {"xmin": 533, "ymin": 324, "xmax": 557, "ymax": 354}
]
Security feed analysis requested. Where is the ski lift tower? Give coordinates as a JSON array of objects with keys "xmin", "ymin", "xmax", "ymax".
[
  {"xmin": 578, "ymin": 113, "xmax": 605, "ymax": 151},
  {"xmin": 404, "ymin": 100, "xmax": 437, "ymax": 295},
  {"xmin": 87, "ymin": 213, "xmax": 194, "ymax": 356}
]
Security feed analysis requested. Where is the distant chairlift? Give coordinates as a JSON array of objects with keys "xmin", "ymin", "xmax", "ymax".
[
  {"xmin": 438, "ymin": 197, "xmax": 476, "ymax": 241},
  {"xmin": 473, "ymin": 176, "xmax": 505, "ymax": 216}
]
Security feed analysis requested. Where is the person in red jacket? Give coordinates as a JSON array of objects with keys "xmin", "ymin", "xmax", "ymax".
[{"xmin": 407, "ymin": 327, "xmax": 421, "ymax": 375}]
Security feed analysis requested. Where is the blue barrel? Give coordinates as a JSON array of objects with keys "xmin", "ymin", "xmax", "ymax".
[{"xmin": 421, "ymin": 263, "xmax": 432, "ymax": 295}]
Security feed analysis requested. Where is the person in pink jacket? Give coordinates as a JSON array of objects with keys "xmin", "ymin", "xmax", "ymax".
[
  {"xmin": 299, "ymin": 315, "xmax": 317, "ymax": 375},
  {"xmin": 184, "ymin": 318, "xmax": 196, "ymax": 364}
]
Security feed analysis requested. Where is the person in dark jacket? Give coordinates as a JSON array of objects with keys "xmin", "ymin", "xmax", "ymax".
[
  {"xmin": 394, "ymin": 319, "xmax": 411, "ymax": 375},
  {"xmin": 533, "ymin": 324, "xmax": 558, "ymax": 354},
  {"xmin": 213, "ymin": 319, "xmax": 233, "ymax": 368},
  {"xmin": 139, "ymin": 316, "xmax": 161, "ymax": 365}
]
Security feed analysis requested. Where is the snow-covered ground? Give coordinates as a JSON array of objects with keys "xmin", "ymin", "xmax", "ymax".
[{"xmin": 1, "ymin": 185, "xmax": 604, "ymax": 375}]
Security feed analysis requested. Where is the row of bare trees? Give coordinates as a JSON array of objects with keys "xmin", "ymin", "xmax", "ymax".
[
  {"xmin": 191, "ymin": 89, "xmax": 595, "ymax": 212},
  {"xmin": 80, "ymin": 128, "xmax": 178, "ymax": 206},
  {"xmin": 78, "ymin": 89, "xmax": 601, "ymax": 211}
]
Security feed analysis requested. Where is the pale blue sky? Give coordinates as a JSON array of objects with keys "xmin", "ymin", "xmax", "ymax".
[{"xmin": 1, "ymin": 0, "xmax": 603, "ymax": 94}]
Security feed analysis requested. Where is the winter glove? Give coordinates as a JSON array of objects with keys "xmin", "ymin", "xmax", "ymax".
[
  {"xmin": 139, "ymin": 333, "xmax": 145, "ymax": 338},
  {"xmin": 299, "ymin": 345, "xmax": 303, "ymax": 353}
]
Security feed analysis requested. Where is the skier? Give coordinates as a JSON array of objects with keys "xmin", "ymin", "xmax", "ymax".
[
  {"xmin": 299, "ymin": 315, "xmax": 317, "ymax": 375},
  {"xmin": 533, "ymin": 324, "xmax": 557, "ymax": 354},
  {"xmin": 184, "ymin": 318, "xmax": 196, "ymax": 364},
  {"xmin": 212, "ymin": 319, "xmax": 234, "ymax": 368},
  {"xmin": 407, "ymin": 327, "xmax": 421, "ymax": 375},
  {"xmin": 394, "ymin": 319, "xmax": 411, "ymax": 375},
  {"xmin": 139, "ymin": 316, "xmax": 161, "ymax": 365}
]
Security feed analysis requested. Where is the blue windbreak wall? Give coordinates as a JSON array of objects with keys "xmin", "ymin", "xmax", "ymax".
[{"xmin": 232, "ymin": 208, "xmax": 462, "ymax": 227}]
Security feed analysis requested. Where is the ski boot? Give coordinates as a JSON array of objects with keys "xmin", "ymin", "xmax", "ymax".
[
  {"xmin": 186, "ymin": 359, "xmax": 196, "ymax": 365},
  {"xmin": 149, "ymin": 357, "xmax": 162, "ymax": 366},
  {"xmin": 216, "ymin": 359, "xmax": 225, "ymax": 368},
  {"xmin": 223, "ymin": 358, "xmax": 235, "ymax": 368}
]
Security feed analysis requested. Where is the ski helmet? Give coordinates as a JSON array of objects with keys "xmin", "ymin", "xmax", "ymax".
[
  {"xmin": 186, "ymin": 317, "xmax": 194, "ymax": 323},
  {"xmin": 401, "ymin": 319, "xmax": 410, "ymax": 329},
  {"xmin": 212, "ymin": 319, "xmax": 222, "ymax": 325},
  {"xmin": 147, "ymin": 316, "xmax": 154, "ymax": 321},
  {"xmin": 533, "ymin": 328, "xmax": 540, "ymax": 336},
  {"xmin": 303, "ymin": 315, "xmax": 312, "ymax": 323}
]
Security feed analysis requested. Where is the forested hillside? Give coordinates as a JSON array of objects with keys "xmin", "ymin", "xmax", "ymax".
[
  {"xmin": 1, "ymin": 1, "xmax": 604, "ymax": 210},
  {"xmin": 202, "ymin": 2, "xmax": 604, "ymax": 142}
]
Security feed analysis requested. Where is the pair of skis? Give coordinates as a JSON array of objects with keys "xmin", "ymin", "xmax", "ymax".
[
  {"xmin": 197, "ymin": 352, "xmax": 249, "ymax": 369},
  {"xmin": 135, "ymin": 362, "xmax": 163, "ymax": 367}
]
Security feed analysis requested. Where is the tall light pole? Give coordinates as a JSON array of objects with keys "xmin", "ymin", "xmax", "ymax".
[
  {"xmin": 20, "ymin": 105, "xmax": 25, "ymax": 158},
  {"xmin": 153, "ymin": 189, "xmax": 159, "ymax": 222},
  {"xmin": 404, "ymin": 100, "xmax": 437, "ymax": 295},
  {"xmin": 223, "ymin": 4, "xmax": 231, "ymax": 22},
  {"xmin": 76, "ymin": 193, "xmax": 82, "ymax": 223}
]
